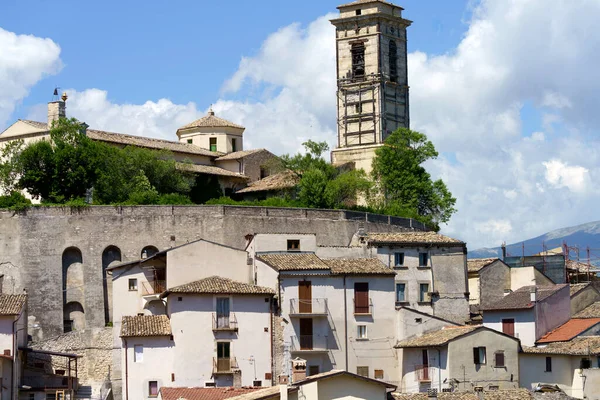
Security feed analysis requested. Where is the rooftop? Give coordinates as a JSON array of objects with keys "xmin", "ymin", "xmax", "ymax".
[
  {"xmin": 537, "ymin": 318, "xmax": 600, "ymax": 343},
  {"xmin": 0, "ymin": 294, "xmax": 27, "ymax": 315},
  {"xmin": 120, "ymin": 315, "xmax": 172, "ymax": 338},
  {"xmin": 467, "ymin": 258, "xmax": 500, "ymax": 273},
  {"xmin": 236, "ymin": 171, "xmax": 299, "ymax": 194},
  {"xmin": 160, "ymin": 387, "xmax": 263, "ymax": 400},
  {"xmin": 177, "ymin": 110, "xmax": 245, "ymax": 133},
  {"xmin": 177, "ymin": 162, "xmax": 249, "ymax": 179},
  {"xmin": 257, "ymin": 253, "xmax": 329, "ymax": 271},
  {"xmin": 323, "ymin": 258, "xmax": 395, "ymax": 275},
  {"xmin": 165, "ymin": 276, "xmax": 275, "ymax": 296},
  {"xmin": 570, "ymin": 283, "xmax": 592, "ymax": 297},
  {"xmin": 216, "ymin": 149, "xmax": 267, "ymax": 161},
  {"xmin": 367, "ymin": 232, "xmax": 464, "ymax": 246},
  {"xmin": 293, "ymin": 369, "xmax": 396, "ymax": 389},
  {"xmin": 392, "ymin": 390, "xmax": 533, "ymax": 400},
  {"xmin": 480, "ymin": 285, "xmax": 567, "ymax": 311},
  {"xmin": 226, "ymin": 386, "xmax": 297, "ymax": 400},
  {"xmin": 523, "ymin": 336, "xmax": 600, "ymax": 356},
  {"xmin": 338, "ymin": 0, "xmax": 402, "ymax": 10},
  {"xmin": 395, "ymin": 326, "xmax": 480, "ymax": 348},
  {"xmin": 574, "ymin": 301, "xmax": 600, "ymax": 318}
]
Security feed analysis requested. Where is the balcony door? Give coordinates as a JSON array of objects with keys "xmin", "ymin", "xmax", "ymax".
[
  {"xmin": 299, "ymin": 281, "xmax": 312, "ymax": 313},
  {"xmin": 422, "ymin": 349, "xmax": 430, "ymax": 381},
  {"xmin": 217, "ymin": 342, "xmax": 231, "ymax": 372},
  {"xmin": 354, "ymin": 283, "xmax": 369, "ymax": 314},
  {"xmin": 299, "ymin": 318, "xmax": 313, "ymax": 350},
  {"xmin": 217, "ymin": 298, "xmax": 231, "ymax": 329}
]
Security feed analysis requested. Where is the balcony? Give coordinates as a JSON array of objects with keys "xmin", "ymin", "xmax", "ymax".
[
  {"xmin": 212, "ymin": 313, "xmax": 238, "ymax": 332},
  {"xmin": 289, "ymin": 299, "xmax": 328, "ymax": 317},
  {"xmin": 212, "ymin": 357, "xmax": 239, "ymax": 375},
  {"xmin": 141, "ymin": 280, "xmax": 166, "ymax": 296},
  {"xmin": 21, "ymin": 375, "xmax": 79, "ymax": 391},
  {"xmin": 290, "ymin": 335, "xmax": 329, "ymax": 354},
  {"xmin": 353, "ymin": 298, "xmax": 373, "ymax": 316},
  {"xmin": 414, "ymin": 365, "xmax": 431, "ymax": 383}
]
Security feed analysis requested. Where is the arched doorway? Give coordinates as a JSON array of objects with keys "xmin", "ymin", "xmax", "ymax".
[{"xmin": 62, "ymin": 247, "xmax": 84, "ymax": 333}]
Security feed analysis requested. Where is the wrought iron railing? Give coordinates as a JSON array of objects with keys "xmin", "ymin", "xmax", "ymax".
[
  {"xmin": 212, "ymin": 357, "xmax": 238, "ymax": 374},
  {"xmin": 141, "ymin": 280, "xmax": 166, "ymax": 295},
  {"xmin": 289, "ymin": 298, "xmax": 328, "ymax": 315},
  {"xmin": 414, "ymin": 365, "xmax": 432, "ymax": 382},
  {"xmin": 212, "ymin": 312, "xmax": 238, "ymax": 331},
  {"xmin": 290, "ymin": 335, "xmax": 328, "ymax": 352}
]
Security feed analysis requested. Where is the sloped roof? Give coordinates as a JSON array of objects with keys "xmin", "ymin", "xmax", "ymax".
[
  {"xmin": 166, "ymin": 276, "xmax": 274, "ymax": 295},
  {"xmin": 257, "ymin": 253, "xmax": 329, "ymax": 271},
  {"xmin": 226, "ymin": 386, "xmax": 297, "ymax": 400},
  {"xmin": 570, "ymin": 283, "xmax": 592, "ymax": 297},
  {"xmin": 323, "ymin": 258, "xmax": 395, "ymax": 276},
  {"xmin": 177, "ymin": 110, "xmax": 244, "ymax": 132},
  {"xmin": 0, "ymin": 294, "xmax": 27, "ymax": 315},
  {"xmin": 338, "ymin": 0, "xmax": 402, "ymax": 10},
  {"xmin": 367, "ymin": 232, "xmax": 464, "ymax": 246},
  {"xmin": 480, "ymin": 285, "xmax": 567, "ymax": 311},
  {"xmin": 120, "ymin": 315, "xmax": 171, "ymax": 337},
  {"xmin": 395, "ymin": 326, "xmax": 480, "ymax": 348},
  {"xmin": 537, "ymin": 318, "xmax": 600, "ymax": 343},
  {"xmin": 467, "ymin": 258, "xmax": 500, "ymax": 273},
  {"xmin": 236, "ymin": 171, "xmax": 299, "ymax": 194},
  {"xmin": 523, "ymin": 336, "xmax": 600, "ymax": 355},
  {"xmin": 177, "ymin": 162, "xmax": 249, "ymax": 179},
  {"xmin": 392, "ymin": 390, "xmax": 533, "ymax": 400},
  {"xmin": 574, "ymin": 301, "xmax": 600, "ymax": 319},
  {"xmin": 20, "ymin": 119, "xmax": 49, "ymax": 130},
  {"xmin": 216, "ymin": 149, "xmax": 267, "ymax": 161},
  {"xmin": 160, "ymin": 387, "xmax": 263, "ymax": 400},
  {"xmin": 567, "ymin": 259, "xmax": 592, "ymax": 272},
  {"xmin": 293, "ymin": 369, "xmax": 396, "ymax": 389}
]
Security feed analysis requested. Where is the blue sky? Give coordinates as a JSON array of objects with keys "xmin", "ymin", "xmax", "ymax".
[{"xmin": 2, "ymin": 0, "xmax": 600, "ymax": 250}]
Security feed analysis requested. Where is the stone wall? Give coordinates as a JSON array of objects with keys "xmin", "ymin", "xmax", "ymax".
[{"xmin": 0, "ymin": 205, "xmax": 427, "ymax": 340}]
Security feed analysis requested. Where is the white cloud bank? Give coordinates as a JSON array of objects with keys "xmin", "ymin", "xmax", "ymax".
[{"xmin": 13, "ymin": 1, "xmax": 600, "ymax": 249}]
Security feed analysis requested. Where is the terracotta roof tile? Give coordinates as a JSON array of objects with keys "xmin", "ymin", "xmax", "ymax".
[
  {"xmin": 0, "ymin": 294, "xmax": 26, "ymax": 315},
  {"xmin": 338, "ymin": 0, "xmax": 401, "ymax": 9},
  {"xmin": 236, "ymin": 171, "xmax": 299, "ymax": 194},
  {"xmin": 567, "ymin": 259, "xmax": 592, "ymax": 272},
  {"xmin": 392, "ymin": 390, "xmax": 533, "ymax": 400},
  {"xmin": 537, "ymin": 318, "xmax": 600, "ymax": 343},
  {"xmin": 216, "ymin": 149, "xmax": 267, "ymax": 161},
  {"xmin": 480, "ymin": 285, "xmax": 567, "ymax": 311},
  {"xmin": 574, "ymin": 301, "xmax": 600, "ymax": 318},
  {"xmin": 166, "ymin": 276, "xmax": 274, "ymax": 295},
  {"xmin": 292, "ymin": 369, "xmax": 396, "ymax": 389},
  {"xmin": 177, "ymin": 163, "xmax": 249, "ymax": 179},
  {"xmin": 467, "ymin": 258, "xmax": 500, "ymax": 273},
  {"xmin": 523, "ymin": 336, "xmax": 600, "ymax": 355},
  {"xmin": 395, "ymin": 326, "xmax": 480, "ymax": 348},
  {"xmin": 226, "ymin": 386, "xmax": 290, "ymax": 400},
  {"xmin": 257, "ymin": 253, "xmax": 329, "ymax": 271},
  {"xmin": 323, "ymin": 258, "xmax": 395, "ymax": 275},
  {"xmin": 120, "ymin": 315, "xmax": 171, "ymax": 337},
  {"xmin": 367, "ymin": 232, "xmax": 464, "ymax": 246},
  {"xmin": 20, "ymin": 119, "xmax": 49, "ymax": 130},
  {"xmin": 177, "ymin": 111, "xmax": 244, "ymax": 132},
  {"xmin": 160, "ymin": 387, "xmax": 263, "ymax": 400}
]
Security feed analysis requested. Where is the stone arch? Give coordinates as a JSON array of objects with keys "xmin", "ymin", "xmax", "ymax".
[
  {"xmin": 141, "ymin": 246, "xmax": 159, "ymax": 259},
  {"xmin": 144, "ymin": 300, "xmax": 166, "ymax": 316},
  {"xmin": 63, "ymin": 301, "xmax": 85, "ymax": 332},
  {"xmin": 102, "ymin": 245, "xmax": 122, "ymax": 325},
  {"xmin": 62, "ymin": 247, "xmax": 84, "ymax": 333}
]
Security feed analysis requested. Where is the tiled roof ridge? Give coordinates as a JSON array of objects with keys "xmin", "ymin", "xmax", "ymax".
[
  {"xmin": 537, "ymin": 317, "xmax": 600, "ymax": 343},
  {"xmin": 367, "ymin": 231, "xmax": 464, "ymax": 245},
  {"xmin": 177, "ymin": 112, "xmax": 245, "ymax": 131},
  {"xmin": 120, "ymin": 314, "xmax": 172, "ymax": 337},
  {"xmin": 166, "ymin": 276, "xmax": 275, "ymax": 295}
]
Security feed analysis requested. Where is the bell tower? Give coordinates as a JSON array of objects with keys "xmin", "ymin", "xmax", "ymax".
[{"xmin": 330, "ymin": 0, "xmax": 411, "ymax": 174}]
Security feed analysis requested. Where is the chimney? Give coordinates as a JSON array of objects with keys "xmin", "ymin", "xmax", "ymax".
[
  {"xmin": 530, "ymin": 286, "xmax": 537, "ymax": 303},
  {"xmin": 279, "ymin": 384, "xmax": 288, "ymax": 400},
  {"xmin": 290, "ymin": 357, "xmax": 306, "ymax": 383},
  {"xmin": 48, "ymin": 91, "xmax": 68, "ymax": 127},
  {"xmin": 501, "ymin": 242, "xmax": 507, "ymax": 260}
]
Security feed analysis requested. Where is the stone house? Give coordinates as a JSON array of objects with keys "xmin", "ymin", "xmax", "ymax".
[
  {"xmin": 467, "ymin": 258, "xmax": 510, "ymax": 310},
  {"xmin": 481, "ymin": 285, "xmax": 570, "ymax": 346},
  {"xmin": 0, "ymin": 294, "xmax": 27, "ymax": 400},
  {"xmin": 395, "ymin": 326, "xmax": 521, "ymax": 393}
]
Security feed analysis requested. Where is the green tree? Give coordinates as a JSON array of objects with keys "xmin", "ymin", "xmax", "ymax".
[
  {"xmin": 0, "ymin": 139, "xmax": 25, "ymax": 193},
  {"xmin": 372, "ymin": 127, "xmax": 456, "ymax": 228}
]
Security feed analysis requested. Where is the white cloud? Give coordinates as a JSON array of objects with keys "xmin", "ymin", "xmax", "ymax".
[
  {"xmin": 0, "ymin": 28, "xmax": 62, "ymax": 129},
  {"xmin": 543, "ymin": 159, "xmax": 590, "ymax": 193}
]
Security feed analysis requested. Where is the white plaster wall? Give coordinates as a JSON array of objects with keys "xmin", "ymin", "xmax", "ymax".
[
  {"xmin": 168, "ymin": 293, "xmax": 272, "ymax": 387},
  {"xmin": 519, "ymin": 354, "xmax": 573, "ymax": 395},
  {"xmin": 510, "ymin": 267, "xmax": 552, "ymax": 291},
  {"xmin": 167, "ymin": 240, "xmax": 251, "ymax": 288},
  {"xmin": 483, "ymin": 309, "xmax": 535, "ymax": 346},
  {"xmin": 399, "ymin": 347, "xmax": 448, "ymax": 393},
  {"xmin": 313, "ymin": 374, "xmax": 389, "ymax": 399},
  {"xmin": 122, "ymin": 336, "xmax": 173, "ymax": 400},
  {"xmin": 582, "ymin": 367, "xmax": 600, "ymax": 400},
  {"xmin": 0, "ymin": 316, "xmax": 14, "ymax": 356},
  {"xmin": 468, "ymin": 277, "xmax": 480, "ymax": 305},
  {"xmin": 252, "ymin": 234, "xmax": 317, "ymax": 254},
  {"xmin": 396, "ymin": 308, "xmax": 457, "ymax": 341},
  {"xmin": 178, "ymin": 129, "xmax": 243, "ymax": 153},
  {"xmin": 216, "ymin": 159, "xmax": 242, "ymax": 174},
  {"xmin": 255, "ymin": 260, "xmax": 279, "ymax": 290}
]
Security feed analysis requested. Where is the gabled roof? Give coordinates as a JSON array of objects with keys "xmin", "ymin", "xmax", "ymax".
[
  {"xmin": 574, "ymin": 301, "xmax": 600, "ymax": 319},
  {"xmin": 177, "ymin": 110, "xmax": 244, "ymax": 133},
  {"xmin": 395, "ymin": 326, "xmax": 479, "ymax": 348},
  {"xmin": 236, "ymin": 171, "xmax": 299, "ymax": 194},
  {"xmin": 480, "ymin": 284, "xmax": 567, "ymax": 311},
  {"xmin": 164, "ymin": 276, "xmax": 275, "ymax": 296},
  {"xmin": 120, "ymin": 315, "xmax": 171, "ymax": 338},
  {"xmin": 293, "ymin": 369, "xmax": 396, "ymax": 389},
  {"xmin": 0, "ymin": 294, "xmax": 27, "ymax": 315},
  {"xmin": 216, "ymin": 149, "xmax": 267, "ymax": 161},
  {"xmin": 537, "ymin": 318, "xmax": 600, "ymax": 343},
  {"xmin": 337, "ymin": 0, "xmax": 402, "ymax": 10},
  {"xmin": 570, "ymin": 282, "xmax": 593, "ymax": 297},
  {"xmin": 523, "ymin": 336, "xmax": 600, "ymax": 356},
  {"xmin": 367, "ymin": 232, "xmax": 464, "ymax": 246},
  {"xmin": 257, "ymin": 253, "xmax": 329, "ymax": 271},
  {"xmin": 160, "ymin": 387, "xmax": 263, "ymax": 400},
  {"xmin": 226, "ymin": 386, "xmax": 298, "ymax": 400},
  {"xmin": 467, "ymin": 258, "xmax": 500, "ymax": 273},
  {"xmin": 20, "ymin": 119, "xmax": 49, "ymax": 130},
  {"xmin": 323, "ymin": 258, "xmax": 395, "ymax": 276},
  {"xmin": 177, "ymin": 162, "xmax": 249, "ymax": 179},
  {"xmin": 392, "ymin": 390, "xmax": 533, "ymax": 400}
]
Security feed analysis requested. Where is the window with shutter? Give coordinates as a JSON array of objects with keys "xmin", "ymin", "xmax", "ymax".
[
  {"xmin": 473, "ymin": 347, "xmax": 486, "ymax": 364},
  {"xmin": 494, "ymin": 352, "xmax": 505, "ymax": 368},
  {"xmin": 354, "ymin": 283, "xmax": 369, "ymax": 314},
  {"xmin": 357, "ymin": 366, "xmax": 369, "ymax": 377},
  {"xmin": 374, "ymin": 369, "xmax": 384, "ymax": 379}
]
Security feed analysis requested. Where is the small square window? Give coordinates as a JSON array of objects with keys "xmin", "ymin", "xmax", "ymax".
[
  {"xmin": 419, "ymin": 253, "xmax": 429, "ymax": 267},
  {"xmin": 128, "ymin": 279, "xmax": 138, "ymax": 291},
  {"xmin": 287, "ymin": 240, "xmax": 300, "ymax": 252},
  {"xmin": 394, "ymin": 252, "xmax": 405, "ymax": 267},
  {"xmin": 357, "ymin": 325, "xmax": 367, "ymax": 339},
  {"xmin": 374, "ymin": 369, "xmax": 384, "ymax": 379},
  {"xmin": 253, "ymin": 380, "xmax": 262, "ymax": 387},
  {"xmin": 356, "ymin": 9, "xmax": 362, "ymax": 16},
  {"xmin": 149, "ymin": 381, "xmax": 159, "ymax": 397},
  {"xmin": 178, "ymin": 297, "xmax": 183, "ymax": 302},
  {"xmin": 187, "ymin": 139, "xmax": 192, "ymax": 144},
  {"xmin": 473, "ymin": 347, "xmax": 487, "ymax": 365},
  {"xmin": 494, "ymin": 351, "xmax": 505, "ymax": 368},
  {"xmin": 357, "ymin": 366, "xmax": 369, "ymax": 377}
]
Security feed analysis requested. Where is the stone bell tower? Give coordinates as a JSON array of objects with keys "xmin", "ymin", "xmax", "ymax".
[{"xmin": 330, "ymin": 0, "xmax": 411, "ymax": 174}]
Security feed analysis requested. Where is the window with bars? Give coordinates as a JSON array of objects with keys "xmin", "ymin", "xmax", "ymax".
[
  {"xmin": 389, "ymin": 40, "xmax": 398, "ymax": 82},
  {"xmin": 129, "ymin": 279, "xmax": 138, "ymax": 291},
  {"xmin": 351, "ymin": 44, "xmax": 365, "ymax": 79},
  {"xmin": 357, "ymin": 366, "xmax": 369, "ymax": 377},
  {"xmin": 357, "ymin": 325, "xmax": 367, "ymax": 339},
  {"xmin": 287, "ymin": 240, "xmax": 300, "ymax": 251},
  {"xmin": 374, "ymin": 369, "xmax": 384, "ymax": 379}
]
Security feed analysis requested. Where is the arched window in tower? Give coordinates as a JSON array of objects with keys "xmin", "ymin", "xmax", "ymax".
[
  {"xmin": 389, "ymin": 40, "xmax": 398, "ymax": 83},
  {"xmin": 351, "ymin": 43, "xmax": 365, "ymax": 81}
]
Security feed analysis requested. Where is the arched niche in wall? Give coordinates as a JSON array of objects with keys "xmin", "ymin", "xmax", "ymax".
[
  {"xmin": 102, "ymin": 246, "xmax": 122, "ymax": 326},
  {"xmin": 62, "ymin": 247, "xmax": 84, "ymax": 318},
  {"xmin": 63, "ymin": 301, "xmax": 85, "ymax": 332},
  {"xmin": 141, "ymin": 246, "xmax": 159, "ymax": 259}
]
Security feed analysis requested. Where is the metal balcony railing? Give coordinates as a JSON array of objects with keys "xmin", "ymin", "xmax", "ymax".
[
  {"xmin": 141, "ymin": 280, "xmax": 166, "ymax": 296},
  {"xmin": 212, "ymin": 357, "xmax": 239, "ymax": 374},
  {"xmin": 212, "ymin": 313, "xmax": 238, "ymax": 332},
  {"xmin": 289, "ymin": 299, "xmax": 328, "ymax": 316},
  {"xmin": 290, "ymin": 335, "xmax": 328, "ymax": 353},
  {"xmin": 353, "ymin": 298, "xmax": 373, "ymax": 315},
  {"xmin": 414, "ymin": 365, "xmax": 432, "ymax": 382}
]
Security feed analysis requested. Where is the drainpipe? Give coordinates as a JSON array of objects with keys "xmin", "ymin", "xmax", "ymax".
[
  {"xmin": 344, "ymin": 275, "xmax": 348, "ymax": 371},
  {"xmin": 124, "ymin": 339, "xmax": 129, "ymax": 400},
  {"xmin": 270, "ymin": 294, "xmax": 274, "ymax": 386},
  {"xmin": 436, "ymin": 348, "xmax": 442, "ymax": 392}
]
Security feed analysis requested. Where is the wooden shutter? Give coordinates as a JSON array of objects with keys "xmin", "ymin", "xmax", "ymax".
[
  {"xmin": 356, "ymin": 366, "xmax": 369, "ymax": 377},
  {"xmin": 354, "ymin": 283, "xmax": 369, "ymax": 314},
  {"xmin": 298, "ymin": 281, "xmax": 312, "ymax": 313},
  {"xmin": 473, "ymin": 348, "xmax": 480, "ymax": 364},
  {"xmin": 502, "ymin": 319, "xmax": 515, "ymax": 336},
  {"xmin": 495, "ymin": 352, "xmax": 505, "ymax": 367}
]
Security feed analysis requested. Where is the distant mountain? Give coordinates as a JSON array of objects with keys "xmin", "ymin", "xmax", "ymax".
[{"xmin": 469, "ymin": 220, "xmax": 600, "ymax": 260}]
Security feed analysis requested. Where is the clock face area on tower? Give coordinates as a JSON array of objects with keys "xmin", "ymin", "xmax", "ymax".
[{"xmin": 330, "ymin": 0, "xmax": 412, "ymax": 175}]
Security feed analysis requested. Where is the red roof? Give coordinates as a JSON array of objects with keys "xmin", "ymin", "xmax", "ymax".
[
  {"xmin": 537, "ymin": 318, "xmax": 600, "ymax": 343},
  {"xmin": 160, "ymin": 387, "xmax": 263, "ymax": 400}
]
